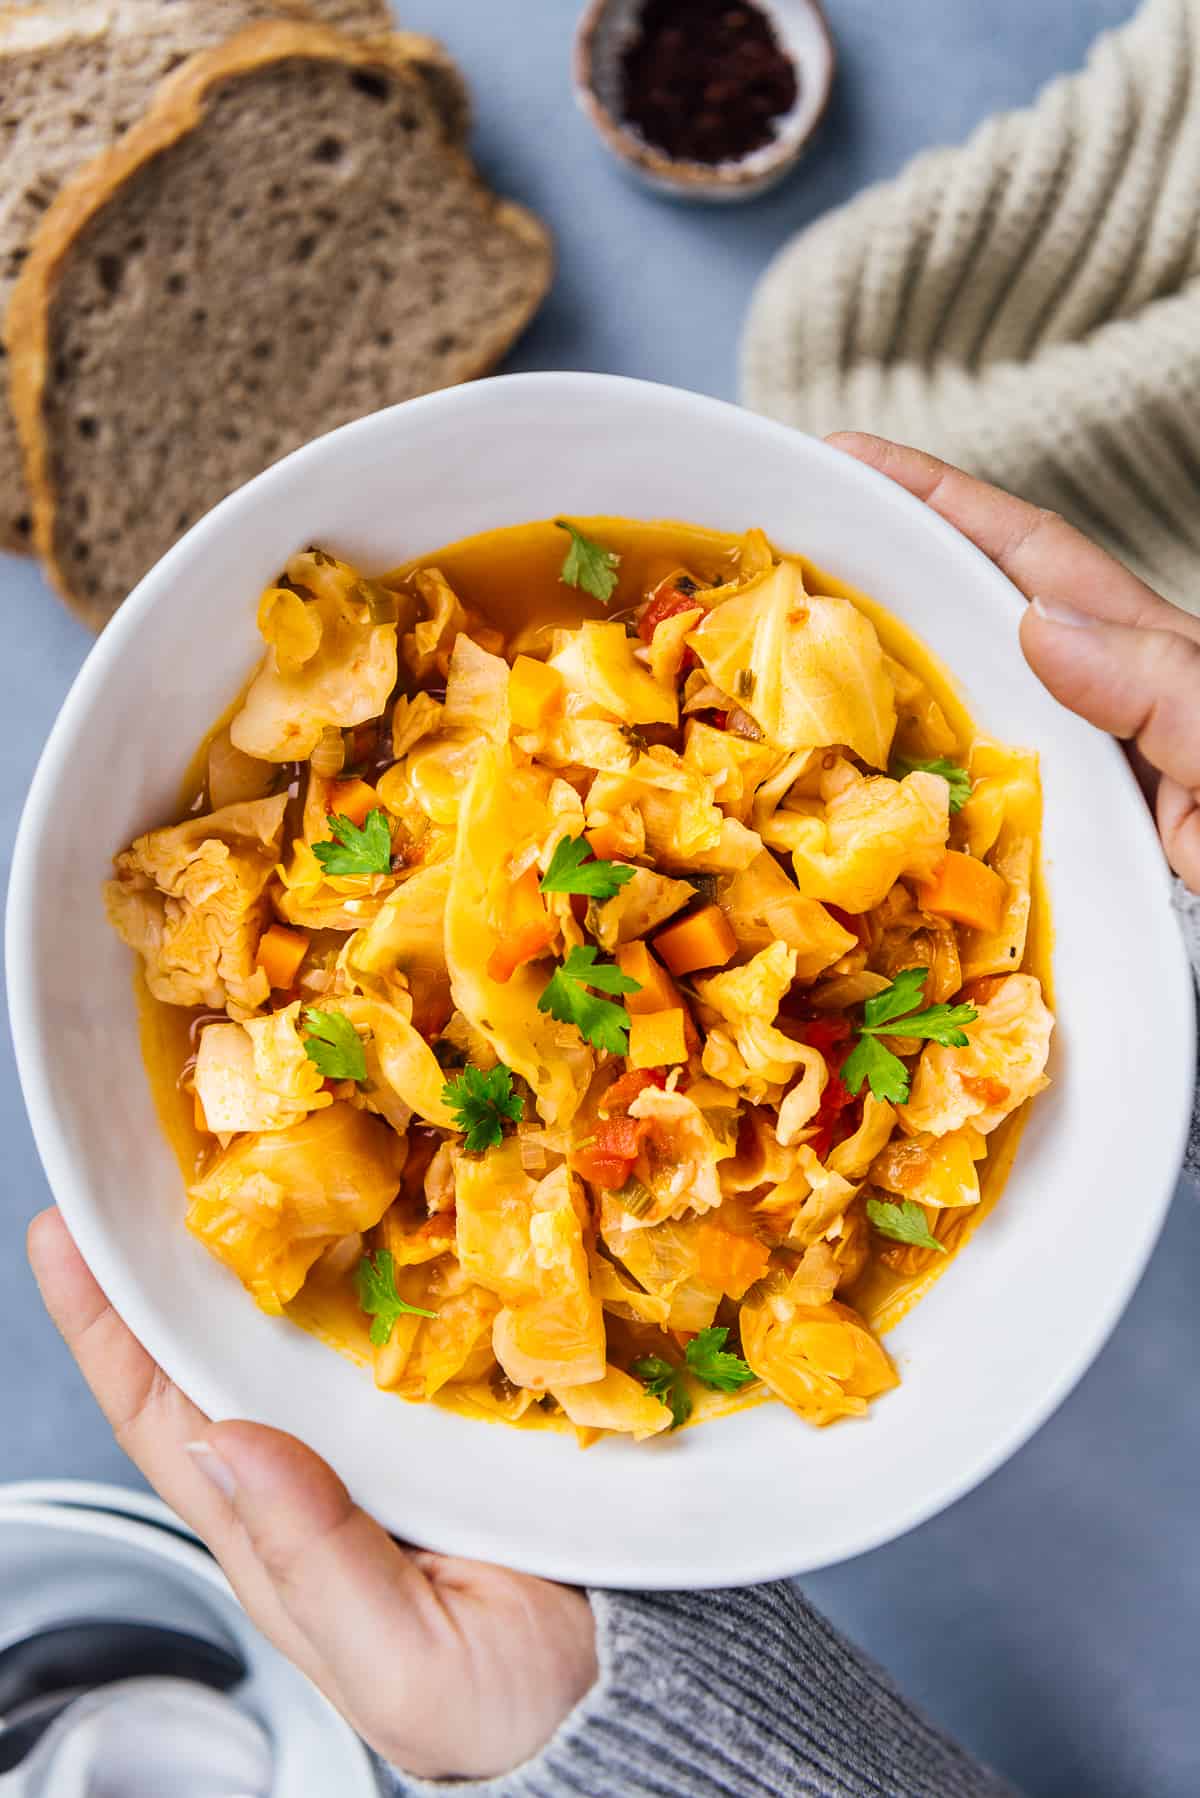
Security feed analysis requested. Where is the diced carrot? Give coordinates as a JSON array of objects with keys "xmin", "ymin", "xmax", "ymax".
[
  {"xmin": 617, "ymin": 943, "xmax": 701, "ymax": 1053},
  {"xmin": 616, "ymin": 941, "xmax": 679, "ymax": 1012},
  {"xmin": 694, "ymin": 1224, "xmax": 771, "ymax": 1299},
  {"xmin": 653, "ymin": 903, "xmax": 737, "ymax": 976},
  {"xmin": 328, "ymin": 778, "xmax": 380, "ymax": 828},
  {"xmin": 584, "ymin": 823, "xmax": 627, "ymax": 862},
  {"xmin": 917, "ymin": 850, "xmax": 1006, "ymax": 933},
  {"xmin": 628, "ymin": 1008, "xmax": 688, "ymax": 1070},
  {"xmin": 256, "ymin": 923, "xmax": 310, "ymax": 990},
  {"xmin": 486, "ymin": 866, "xmax": 556, "ymax": 982},
  {"xmin": 193, "ymin": 1091, "xmax": 210, "ymax": 1135},
  {"xmin": 486, "ymin": 921, "xmax": 555, "ymax": 983},
  {"xmin": 508, "ymin": 655, "xmax": 564, "ymax": 730}
]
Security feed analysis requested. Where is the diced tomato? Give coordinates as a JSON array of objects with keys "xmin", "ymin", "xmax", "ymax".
[
  {"xmin": 637, "ymin": 581, "xmax": 706, "ymax": 643},
  {"xmin": 800, "ymin": 1015, "xmax": 859, "ymax": 1159},
  {"xmin": 603, "ymin": 1068, "xmax": 667, "ymax": 1115},
  {"xmin": 809, "ymin": 1076, "xmax": 860, "ymax": 1162},
  {"xmin": 801, "ymin": 1015, "xmax": 853, "ymax": 1059},
  {"xmin": 711, "ymin": 711, "xmax": 729, "ymax": 731},
  {"xmin": 572, "ymin": 1146, "xmax": 635, "ymax": 1190},
  {"xmin": 594, "ymin": 1115, "xmax": 652, "ymax": 1159},
  {"xmin": 638, "ymin": 580, "xmax": 705, "ymax": 676}
]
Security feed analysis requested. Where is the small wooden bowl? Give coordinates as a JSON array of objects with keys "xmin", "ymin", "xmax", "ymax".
[{"xmin": 573, "ymin": 0, "xmax": 836, "ymax": 203}]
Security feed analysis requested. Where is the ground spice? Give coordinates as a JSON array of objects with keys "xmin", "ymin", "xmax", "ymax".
[{"xmin": 619, "ymin": 0, "xmax": 799, "ymax": 165}]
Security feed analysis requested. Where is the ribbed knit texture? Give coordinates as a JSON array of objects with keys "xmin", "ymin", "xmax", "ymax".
[
  {"xmin": 742, "ymin": 0, "xmax": 1200, "ymax": 618},
  {"xmin": 380, "ymin": 1584, "xmax": 1016, "ymax": 1797}
]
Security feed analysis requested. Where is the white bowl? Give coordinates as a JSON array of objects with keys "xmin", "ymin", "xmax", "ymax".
[{"xmin": 8, "ymin": 374, "xmax": 1194, "ymax": 1588}]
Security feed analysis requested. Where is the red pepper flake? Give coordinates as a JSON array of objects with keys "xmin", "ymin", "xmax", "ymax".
[{"xmin": 619, "ymin": 0, "xmax": 799, "ymax": 166}]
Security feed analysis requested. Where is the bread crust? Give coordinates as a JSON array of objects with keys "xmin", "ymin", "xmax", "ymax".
[{"xmin": 6, "ymin": 20, "xmax": 552, "ymax": 625}]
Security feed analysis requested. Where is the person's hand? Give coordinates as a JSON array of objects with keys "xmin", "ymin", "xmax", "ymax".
[
  {"xmin": 829, "ymin": 433, "xmax": 1200, "ymax": 893},
  {"xmin": 27, "ymin": 1207, "xmax": 597, "ymax": 1781}
]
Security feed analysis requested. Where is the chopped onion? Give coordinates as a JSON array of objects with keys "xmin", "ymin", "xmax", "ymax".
[
  {"xmin": 206, "ymin": 727, "xmax": 276, "ymax": 808},
  {"xmin": 310, "ymin": 725, "xmax": 346, "ymax": 778}
]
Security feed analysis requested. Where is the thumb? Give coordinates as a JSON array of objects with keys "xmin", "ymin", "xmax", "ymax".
[
  {"xmin": 1020, "ymin": 596, "xmax": 1200, "ymax": 889},
  {"xmin": 186, "ymin": 1422, "xmax": 454, "ymax": 1770}
]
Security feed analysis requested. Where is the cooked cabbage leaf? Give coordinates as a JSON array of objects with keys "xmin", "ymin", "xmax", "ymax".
[
  {"xmin": 784, "ymin": 766, "xmax": 950, "ymax": 914},
  {"xmin": 551, "ymin": 1365, "xmax": 672, "ymax": 1439},
  {"xmin": 900, "ymin": 972, "xmax": 1053, "ymax": 1136},
  {"xmin": 687, "ymin": 560, "xmax": 896, "ymax": 766},
  {"xmin": 740, "ymin": 1292, "xmax": 897, "ymax": 1426},
  {"xmin": 491, "ymin": 1166, "xmax": 606, "ymax": 1390},
  {"xmin": 232, "ymin": 561, "xmax": 397, "ymax": 762},
  {"xmin": 105, "ymin": 795, "xmax": 287, "ymax": 1015},
  {"xmin": 187, "ymin": 1103, "xmax": 405, "ymax": 1313},
  {"xmin": 549, "ymin": 621, "xmax": 677, "ymax": 726},
  {"xmin": 194, "ymin": 1002, "xmax": 332, "ymax": 1137},
  {"xmin": 714, "ymin": 853, "xmax": 854, "ymax": 981},
  {"xmin": 445, "ymin": 745, "xmax": 593, "ymax": 1126}
]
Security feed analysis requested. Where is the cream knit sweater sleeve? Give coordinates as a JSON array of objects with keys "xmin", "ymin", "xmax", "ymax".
[{"xmin": 742, "ymin": 0, "xmax": 1200, "ymax": 616}]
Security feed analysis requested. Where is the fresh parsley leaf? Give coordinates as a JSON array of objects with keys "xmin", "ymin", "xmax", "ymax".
[
  {"xmin": 861, "ymin": 965, "xmax": 929, "ymax": 1028},
  {"xmin": 540, "ymin": 834, "xmax": 636, "ymax": 901},
  {"xmin": 442, "ymin": 1062, "xmax": 524, "ymax": 1153},
  {"xmin": 355, "ymin": 1250, "xmax": 438, "ymax": 1345},
  {"xmin": 302, "ymin": 1007, "xmax": 367, "ymax": 1082},
  {"xmin": 841, "ymin": 968, "xmax": 978, "ymax": 1103},
  {"xmin": 537, "ymin": 945, "xmax": 641, "ymax": 1055},
  {"xmin": 311, "ymin": 808, "xmax": 393, "ymax": 876},
  {"xmin": 891, "ymin": 755, "xmax": 972, "ymax": 814},
  {"xmin": 840, "ymin": 1035, "xmax": 913, "ymax": 1105},
  {"xmin": 685, "ymin": 1326, "xmax": 755, "ymax": 1393},
  {"xmin": 633, "ymin": 1328, "xmax": 755, "ymax": 1426},
  {"xmin": 555, "ymin": 520, "xmax": 621, "ymax": 604},
  {"xmin": 631, "ymin": 1355, "xmax": 693, "ymax": 1429},
  {"xmin": 865, "ymin": 1198, "xmax": 947, "ymax": 1255}
]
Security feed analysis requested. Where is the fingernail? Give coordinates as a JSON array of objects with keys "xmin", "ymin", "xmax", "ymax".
[
  {"xmin": 1031, "ymin": 595, "xmax": 1094, "ymax": 628},
  {"xmin": 185, "ymin": 1440, "xmax": 238, "ymax": 1502}
]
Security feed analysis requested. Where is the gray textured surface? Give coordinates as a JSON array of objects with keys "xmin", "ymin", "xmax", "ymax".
[{"xmin": 5, "ymin": 3, "xmax": 1197, "ymax": 1795}]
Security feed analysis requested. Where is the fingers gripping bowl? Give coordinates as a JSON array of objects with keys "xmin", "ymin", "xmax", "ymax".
[{"xmin": 8, "ymin": 376, "xmax": 1193, "ymax": 1586}]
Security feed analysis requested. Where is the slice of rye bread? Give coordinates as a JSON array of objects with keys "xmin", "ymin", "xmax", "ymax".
[
  {"xmin": 0, "ymin": 0, "xmax": 428, "ymax": 554},
  {"xmin": 6, "ymin": 19, "xmax": 549, "ymax": 629}
]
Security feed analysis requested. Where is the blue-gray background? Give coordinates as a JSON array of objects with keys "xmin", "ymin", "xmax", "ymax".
[{"xmin": 4, "ymin": 3, "xmax": 1196, "ymax": 1793}]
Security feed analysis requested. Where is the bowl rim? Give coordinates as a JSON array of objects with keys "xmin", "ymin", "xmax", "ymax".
[
  {"xmin": 572, "ymin": 0, "xmax": 838, "ymax": 193},
  {"xmin": 7, "ymin": 372, "xmax": 1195, "ymax": 1586}
]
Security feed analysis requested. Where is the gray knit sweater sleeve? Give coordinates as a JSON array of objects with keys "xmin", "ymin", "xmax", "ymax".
[{"xmin": 380, "ymin": 1583, "xmax": 1015, "ymax": 1798}]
